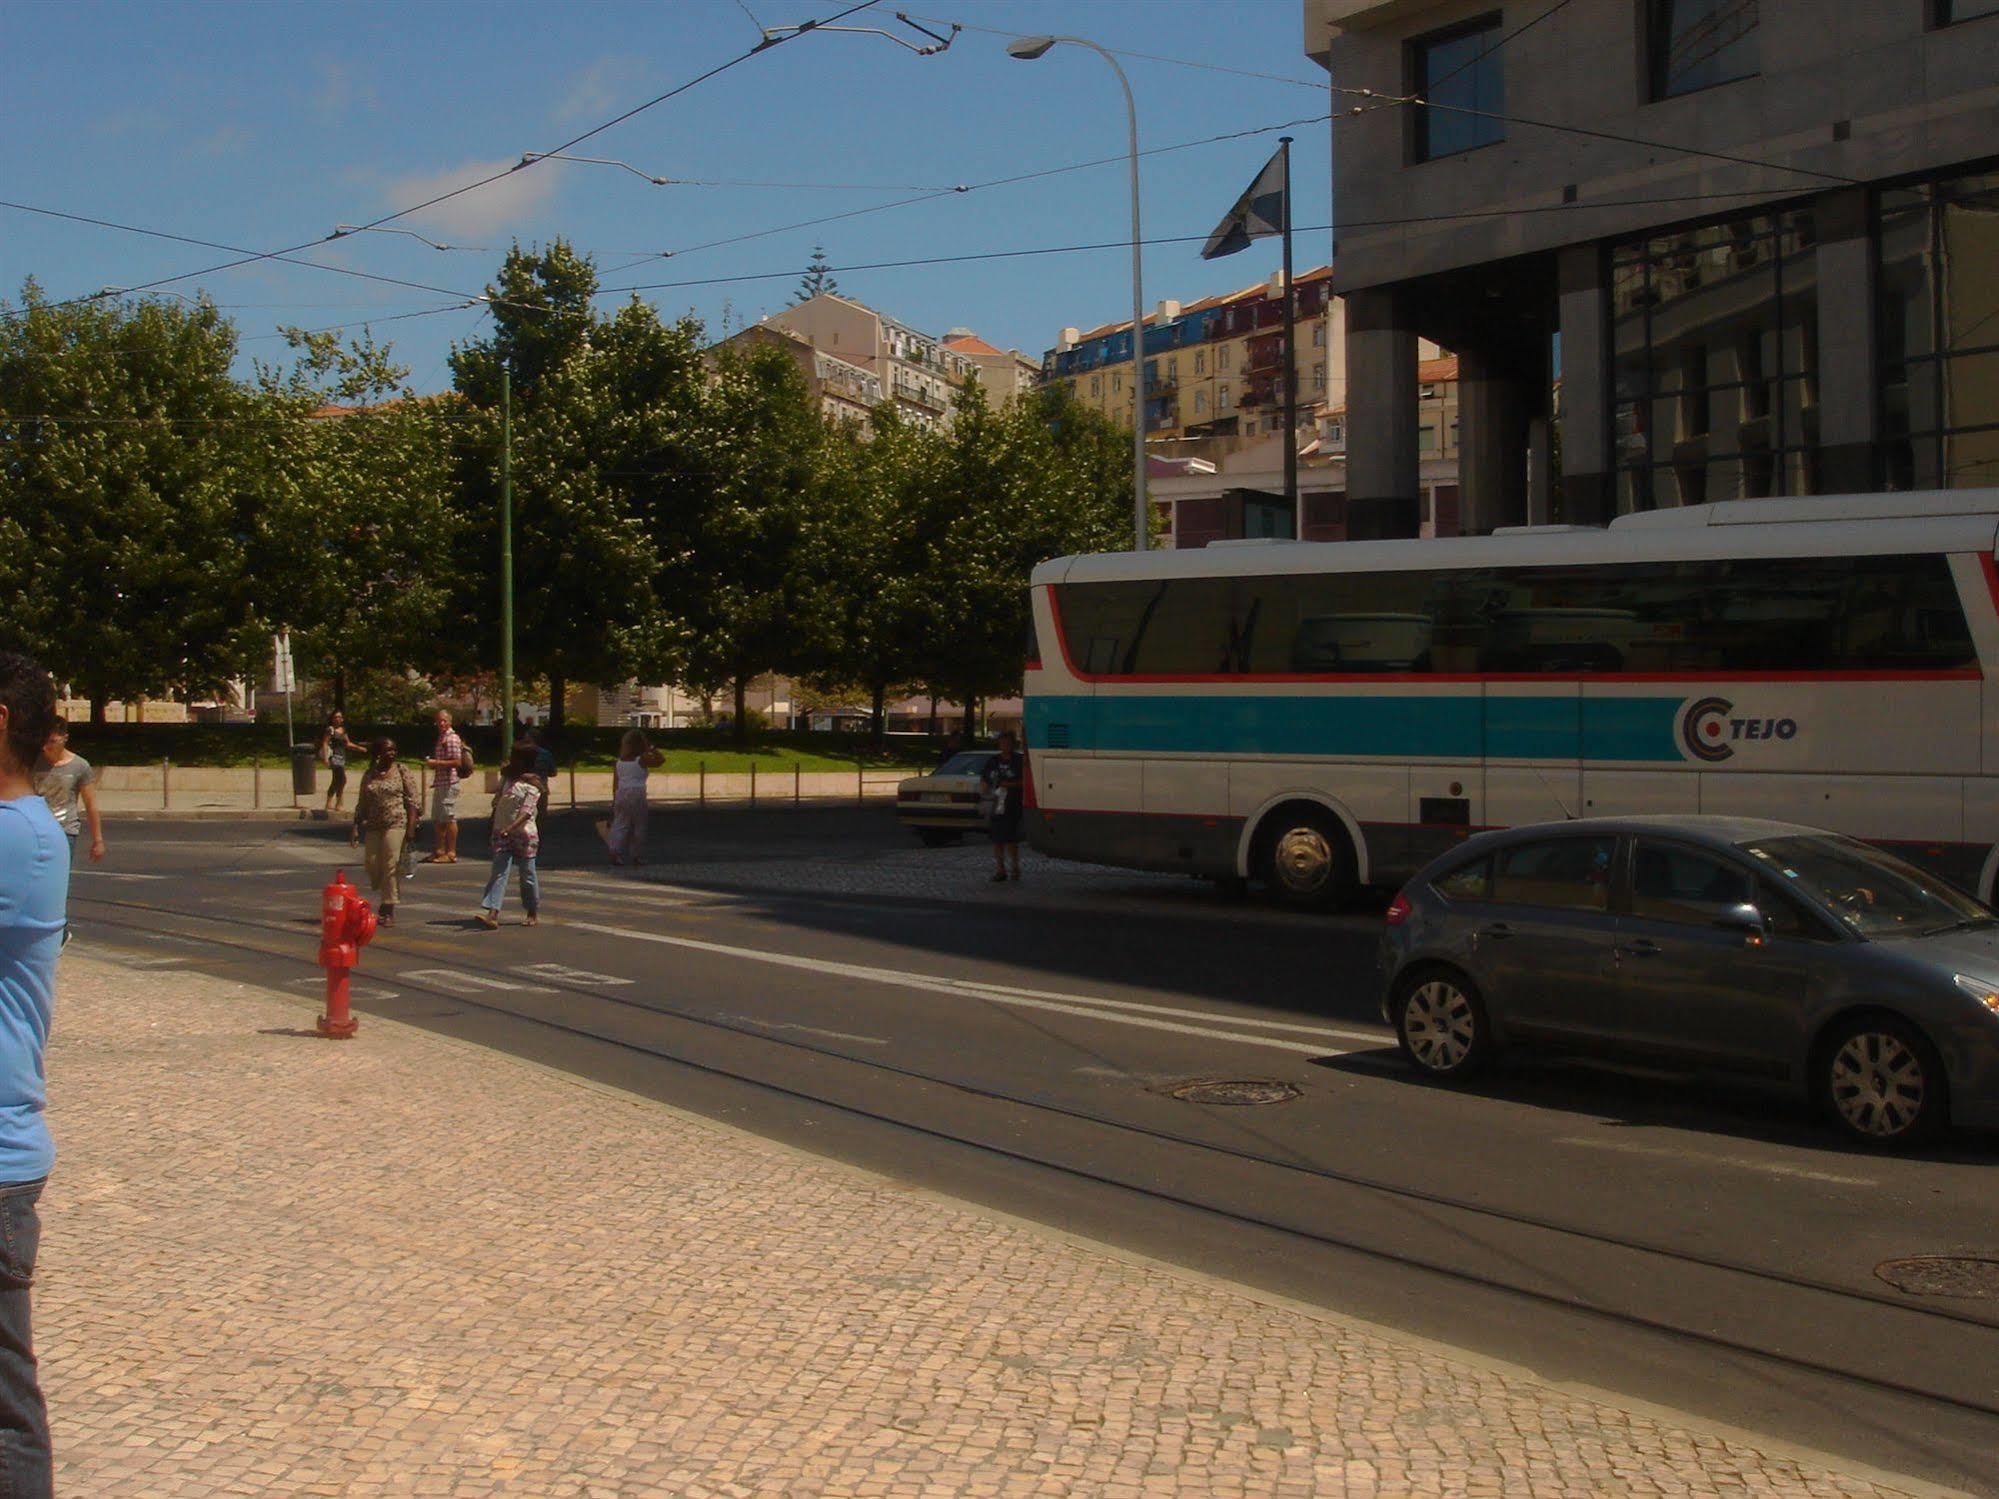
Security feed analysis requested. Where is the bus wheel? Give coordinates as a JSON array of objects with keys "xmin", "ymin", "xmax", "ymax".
[{"xmin": 1256, "ymin": 807, "xmax": 1355, "ymax": 910}]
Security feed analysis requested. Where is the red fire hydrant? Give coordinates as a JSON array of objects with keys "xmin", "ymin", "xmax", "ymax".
[{"xmin": 317, "ymin": 869, "xmax": 376, "ymax": 1039}]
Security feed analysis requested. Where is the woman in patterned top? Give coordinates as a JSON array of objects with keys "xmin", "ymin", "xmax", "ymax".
[{"xmin": 476, "ymin": 742, "xmax": 545, "ymax": 930}]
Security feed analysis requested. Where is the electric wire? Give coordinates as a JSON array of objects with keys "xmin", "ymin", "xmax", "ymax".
[
  {"xmin": 6, "ymin": 0, "xmax": 886, "ymax": 319},
  {"xmin": 1417, "ymin": 0, "xmax": 1582, "ymax": 94}
]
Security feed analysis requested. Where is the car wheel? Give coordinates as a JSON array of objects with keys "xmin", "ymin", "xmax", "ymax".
[
  {"xmin": 1257, "ymin": 808, "xmax": 1355, "ymax": 911},
  {"xmin": 1819, "ymin": 1015, "xmax": 1948, "ymax": 1147},
  {"xmin": 917, "ymin": 829, "xmax": 962, "ymax": 847},
  {"xmin": 1393, "ymin": 968, "xmax": 1492, "ymax": 1083}
]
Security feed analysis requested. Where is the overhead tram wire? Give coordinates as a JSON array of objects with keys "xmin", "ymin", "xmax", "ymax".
[
  {"xmin": 6, "ymin": 0, "xmax": 888, "ymax": 319},
  {"xmin": 1417, "ymin": 0, "xmax": 1582, "ymax": 94},
  {"xmin": 592, "ymin": 186, "xmax": 1798, "ymax": 298}
]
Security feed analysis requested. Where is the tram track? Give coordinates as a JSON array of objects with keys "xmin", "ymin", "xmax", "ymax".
[{"xmin": 69, "ymin": 888, "xmax": 1999, "ymax": 1429}]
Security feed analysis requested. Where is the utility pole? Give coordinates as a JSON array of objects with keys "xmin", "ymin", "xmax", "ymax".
[
  {"xmin": 500, "ymin": 366, "xmax": 515, "ymax": 759},
  {"xmin": 1279, "ymin": 136, "xmax": 1299, "ymax": 527}
]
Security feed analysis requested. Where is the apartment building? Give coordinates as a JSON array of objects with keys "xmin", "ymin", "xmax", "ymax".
[
  {"xmin": 765, "ymin": 294, "xmax": 978, "ymax": 428},
  {"xmin": 1309, "ymin": 0, "xmax": 1999, "ymax": 537},
  {"xmin": 714, "ymin": 323, "xmax": 882, "ymax": 425},
  {"xmin": 942, "ymin": 330, "xmax": 1042, "ymax": 405}
]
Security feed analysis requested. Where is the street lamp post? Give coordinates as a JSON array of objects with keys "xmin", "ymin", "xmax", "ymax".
[{"xmin": 1007, "ymin": 34, "xmax": 1148, "ymax": 551}]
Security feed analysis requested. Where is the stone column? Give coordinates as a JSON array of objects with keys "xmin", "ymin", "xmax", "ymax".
[
  {"xmin": 1814, "ymin": 188, "xmax": 1877, "ymax": 495},
  {"xmin": 1344, "ymin": 286, "xmax": 1420, "ymax": 539},
  {"xmin": 1556, "ymin": 244, "xmax": 1613, "ymax": 524}
]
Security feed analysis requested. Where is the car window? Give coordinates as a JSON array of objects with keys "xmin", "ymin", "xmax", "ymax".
[
  {"xmin": 1489, "ymin": 836, "xmax": 1616, "ymax": 913},
  {"xmin": 1631, "ymin": 840, "xmax": 1757, "ymax": 926},
  {"xmin": 1743, "ymin": 834, "xmax": 1994, "ymax": 939},
  {"xmin": 1433, "ymin": 856, "xmax": 1491, "ymax": 901},
  {"xmin": 937, "ymin": 753, "xmax": 994, "ymax": 777}
]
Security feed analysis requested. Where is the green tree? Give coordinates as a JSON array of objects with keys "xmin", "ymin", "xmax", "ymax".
[
  {"xmin": 449, "ymin": 243, "xmax": 704, "ymax": 738},
  {"xmin": 666, "ymin": 341, "xmax": 837, "ymax": 743},
  {"xmin": 238, "ymin": 327, "xmax": 463, "ymax": 712},
  {"xmin": 793, "ymin": 245, "xmax": 838, "ymax": 304},
  {"xmin": 0, "ymin": 281, "xmax": 253, "ymax": 721}
]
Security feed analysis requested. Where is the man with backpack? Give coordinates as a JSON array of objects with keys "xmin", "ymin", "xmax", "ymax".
[{"xmin": 423, "ymin": 709, "xmax": 470, "ymax": 864}]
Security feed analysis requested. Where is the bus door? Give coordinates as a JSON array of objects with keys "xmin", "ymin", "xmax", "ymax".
[{"xmin": 1484, "ymin": 681, "xmax": 1583, "ymax": 830}]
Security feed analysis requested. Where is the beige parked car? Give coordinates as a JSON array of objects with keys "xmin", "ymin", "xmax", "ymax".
[{"xmin": 895, "ymin": 751, "xmax": 996, "ymax": 846}]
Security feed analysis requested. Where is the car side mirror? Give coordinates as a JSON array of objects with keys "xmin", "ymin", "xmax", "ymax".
[{"xmin": 1715, "ymin": 903, "xmax": 1770, "ymax": 945}]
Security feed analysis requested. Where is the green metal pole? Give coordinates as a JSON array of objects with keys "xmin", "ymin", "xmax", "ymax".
[{"xmin": 500, "ymin": 367, "xmax": 515, "ymax": 760}]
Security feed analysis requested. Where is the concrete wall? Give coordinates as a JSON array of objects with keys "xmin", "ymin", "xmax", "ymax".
[{"xmin": 1320, "ymin": 1, "xmax": 1999, "ymax": 294}]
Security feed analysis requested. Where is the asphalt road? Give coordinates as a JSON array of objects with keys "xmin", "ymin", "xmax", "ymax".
[{"xmin": 65, "ymin": 805, "xmax": 1999, "ymax": 1495}]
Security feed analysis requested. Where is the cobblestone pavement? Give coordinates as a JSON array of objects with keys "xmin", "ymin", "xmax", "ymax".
[{"xmin": 39, "ymin": 954, "xmax": 1951, "ymax": 1498}]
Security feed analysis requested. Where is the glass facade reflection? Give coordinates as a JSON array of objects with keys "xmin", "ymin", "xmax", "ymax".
[
  {"xmin": 1648, "ymin": 0, "xmax": 1760, "ymax": 100},
  {"xmin": 1412, "ymin": 15, "xmax": 1504, "ymax": 162},
  {"xmin": 1611, "ymin": 206, "xmax": 1818, "ymax": 510},
  {"xmin": 1878, "ymin": 167, "xmax": 1999, "ymax": 490}
]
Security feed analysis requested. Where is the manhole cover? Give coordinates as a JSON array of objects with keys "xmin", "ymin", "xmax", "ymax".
[
  {"xmin": 1874, "ymin": 1256, "xmax": 1999, "ymax": 1299},
  {"xmin": 1169, "ymin": 1079, "xmax": 1300, "ymax": 1106}
]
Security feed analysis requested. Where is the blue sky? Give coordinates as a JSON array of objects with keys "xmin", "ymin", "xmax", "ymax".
[{"xmin": 2, "ymin": 0, "xmax": 1334, "ymax": 393}]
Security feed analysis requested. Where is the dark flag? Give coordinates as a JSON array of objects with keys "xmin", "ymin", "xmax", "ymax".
[{"xmin": 1200, "ymin": 147, "xmax": 1287, "ymax": 260}]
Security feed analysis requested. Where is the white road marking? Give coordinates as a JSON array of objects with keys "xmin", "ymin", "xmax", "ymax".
[
  {"xmin": 566, "ymin": 921, "xmax": 1364, "ymax": 1059},
  {"xmin": 281, "ymin": 977, "xmax": 400, "ymax": 1003},
  {"xmin": 720, "ymin": 1015, "xmax": 890, "ymax": 1047},
  {"xmin": 398, "ymin": 968, "xmax": 555, "ymax": 994},
  {"xmin": 1552, "ymin": 1134, "xmax": 1878, "ymax": 1187},
  {"xmin": 516, "ymin": 962, "xmax": 633, "ymax": 987},
  {"xmin": 71, "ymin": 870, "xmax": 166, "ymax": 880},
  {"xmin": 106, "ymin": 953, "xmax": 189, "ymax": 969}
]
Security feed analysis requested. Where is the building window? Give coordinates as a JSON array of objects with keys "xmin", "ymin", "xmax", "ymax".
[
  {"xmin": 1610, "ymin": 204, "xmax": 1819, "ymax": 509},
  {"xmin": 1311, "ymin": 322, "xmax": 1326, "ymax": 348},
  {"xmin": 1220, "ymin": 382, "xmax": 1231, "ymax": 407},
  {"xmin": 1648, "ymin": 1, "xmax": 1760, "ymax": 101},
  {"xmin": 1194, "ymin": 389, "xmax": 1208, "ymax": 415},
  {"xmin": 1091, "ymin": 375, "xmax": 1102, "ymax": 398},
  {"xmin": 1112, "ymin": 371, "xmax": 1122, "ymax": 393},
  {"xmin": 1194, "ymin": 349, "xmax": 1207, "ymax": 375},
  {"xmin": 1411, "ymin": 13, "xmax": 1504, "ymax": 162},
  {"xmin": 1312, "ymin": 362, "xmax": 1327, "ymax": 392},
  {"xmin": 1167, "ymin": 356, "xmax": 1178, "ymax": 381},
  {"xmin": 1934, "ymin": 0, "xmax": 1999, "ymax": 23},
  {"xmin": 1419, "ymin": 424, "xmax": 1438, "ymax": 453},
  {"xmin": 1879, "ymin": 167, "xmax": 1999, "ymax": 490},
  {"xmin": 1218, "ymin": 345, "xmax": 1232, "ymax": 372}
]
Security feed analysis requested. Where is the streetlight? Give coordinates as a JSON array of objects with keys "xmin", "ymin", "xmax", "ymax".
[{"xmin": 1008, "ymin": 34, "xmax": 1148, "ymax": 551}]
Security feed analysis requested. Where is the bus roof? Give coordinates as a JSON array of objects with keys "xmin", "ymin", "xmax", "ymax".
[{"xmin": 1032, "ymin": 491, "xmax": 1999, "ymax": 587}]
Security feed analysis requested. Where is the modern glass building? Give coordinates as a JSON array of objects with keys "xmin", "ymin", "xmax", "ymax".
[{"xmin": 1309, "ymin": 0, "xmax": 1999, "ymax": 536}]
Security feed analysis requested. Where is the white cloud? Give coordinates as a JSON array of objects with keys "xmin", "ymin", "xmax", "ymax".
[
  {"xmin": 314, "ymin": 59, "xmax": 378, "ymax": 121},
  {"xmin": 553, "ymin": 55, "xmax": 643, "ymax": 123},
  {"xmin": 198, "ymin": 124, "xmax": 256, "ymax": 158},
  {"xmin": 378, "ymin": 157, "xmax": 562, "ymax": 239}
]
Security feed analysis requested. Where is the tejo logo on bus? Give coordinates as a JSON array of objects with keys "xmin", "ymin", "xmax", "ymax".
[{"xmin": 1679, "ymin": 697, "xmax": 1799, "ymax": 762}]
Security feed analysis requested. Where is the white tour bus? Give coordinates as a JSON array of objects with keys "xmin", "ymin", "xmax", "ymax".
[{"xmin": 1022, "ymin": 491, "xmax": 1999, "ymax": 907}]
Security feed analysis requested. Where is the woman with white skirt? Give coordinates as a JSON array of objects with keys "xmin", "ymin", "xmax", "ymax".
[{"xmin": 608, "ymin": 729, "xmax": 664, "ymax": 865}]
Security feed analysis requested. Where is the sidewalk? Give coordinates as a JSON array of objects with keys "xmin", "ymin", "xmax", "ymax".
[{"xmin": 41, "ymin": 953, "xmax": 1952, "ymax": 1498}]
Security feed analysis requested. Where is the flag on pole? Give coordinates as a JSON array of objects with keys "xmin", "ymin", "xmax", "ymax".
[{"xmin": 1200, "ymin": 147, "xmax": 1288, "ymax": 260}]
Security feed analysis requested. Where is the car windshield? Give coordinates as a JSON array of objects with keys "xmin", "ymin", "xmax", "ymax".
[
  {"xmin": 937, "ymin": 752, "xmax": 993, "ymax": 777},
  {"xmin": 1742, "ymin": 835, "xmax": 1993, "ymax": 939}
]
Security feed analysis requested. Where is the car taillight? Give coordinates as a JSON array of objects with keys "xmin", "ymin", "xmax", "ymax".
[{"xmin": 1384, "ymin": 891, "xmax": 1412, "ymax": 927}]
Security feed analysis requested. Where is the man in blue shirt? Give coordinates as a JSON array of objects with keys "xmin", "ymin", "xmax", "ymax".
[{"xmin": 0, "ymin": 651, "xmax": 64, "ymax": 1496}]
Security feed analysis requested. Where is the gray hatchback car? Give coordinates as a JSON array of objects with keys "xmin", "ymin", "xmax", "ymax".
[{"xmin": 1376, "ymin": 816, "xmax": 1999, "ymax": 1147}]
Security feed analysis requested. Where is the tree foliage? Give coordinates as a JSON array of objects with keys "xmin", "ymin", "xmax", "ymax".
[
  {"xmin": 0, "ymin": 281, "xmax": 253, "ymax": 719},
  {"xmin": 794, "ymin": 246, "xmax": 839, "ymax": 304}
]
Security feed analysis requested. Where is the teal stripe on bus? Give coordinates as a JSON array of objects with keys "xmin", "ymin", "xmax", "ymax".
[{"xmin": 1026, "ymin": 694, "xmax": 1686, "ymax": 763}]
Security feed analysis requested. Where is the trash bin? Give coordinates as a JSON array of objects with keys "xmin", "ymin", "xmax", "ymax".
[{"xmin": 291, "ymin": 743, "xmax": 318, "ymax": 796}]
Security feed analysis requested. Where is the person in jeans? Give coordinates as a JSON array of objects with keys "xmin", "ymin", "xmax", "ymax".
[
  {"xmin": 423, "ymin": 709, "xmax": 465, "ymax": 864},
  {"xmin": 607, "ymin": 729, "xmax": 664, "ymax": 866},
  {"xmin": 348, "ymin": 739, "xmax": 422, "ymax": 927},
  {"xmin": 318, "ymin": 710, "xmax": 352, "ymax": 815},
  {"xmin": 476, "ymin": 742, "xmax": 544, "ymax": 929},
  {"xmin": 0, "ymin": 651, "xmax": 67, "ymax": 1497},
  {"xmin": 33, "ymin": 716, "xmax": 103, "ymax": 865}
]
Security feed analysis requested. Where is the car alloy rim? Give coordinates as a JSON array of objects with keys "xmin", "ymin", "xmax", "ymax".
[
  {"xmin": 1829, "ymin": 1031, "xmax": 1927, "ymax": 1137},
  {"xmin": 1404, "ymin": 980, "xmax": 1475, "ymax": 1071},
  {"xmin": 1274, "ymin": 827, "xmax": 1333, "ymax": 893}
]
